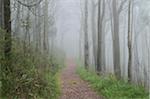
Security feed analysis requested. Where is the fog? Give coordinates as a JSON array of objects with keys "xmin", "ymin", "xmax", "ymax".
[
  {"xmin": 56, "ymin": 0, "xmax": 81, "ymax": 58},
  {"xmin": 1, "ymin": 0, "xmax": 149, "ymax": 97}
]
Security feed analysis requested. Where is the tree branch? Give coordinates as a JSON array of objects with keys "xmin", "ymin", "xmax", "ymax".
[
  {"xmin": 118, "ymin": 0, "xmax": 127, "ymax": 14},
  {"xmin": 16, "ymin": 0, "xmax": 43, "ymax": 8}
]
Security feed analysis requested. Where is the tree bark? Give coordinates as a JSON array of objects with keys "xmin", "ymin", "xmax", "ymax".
[
  {"xmin": 128, "ymin": 0, "xmax": 132, "ymax": 82},
  {"xmin": 4, "ymin": 0, "xmax": 12, "ymax": 68},
  {"xmin": 112, "ymin": 0, "xmax": 121, "ymax": 79},
  {"xmin": 91, "ymin": 1, "xmax": 97, "ymax": 68},
  {"xmin": 43, "ymin": 0, "xmax": 49, "ymax": 53},
  {"xmin": 0, "ymin": 0, "xmax": 4, "ymax": 28},
  {"xmin": 97, "ymin": 0, "xmax": 105, "ymax": 73},
  {"xmin": 84, "ymin": 0, "xmax": 89, "ymax": 70}
]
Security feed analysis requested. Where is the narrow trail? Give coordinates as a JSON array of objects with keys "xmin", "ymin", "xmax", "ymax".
[{"xmin": 60, "ymin": 60, "xmax": 102, "ymax": 99}]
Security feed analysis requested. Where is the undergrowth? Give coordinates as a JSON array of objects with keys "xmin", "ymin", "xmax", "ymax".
[
  {"xmin": 0, "ymin": 29, "xmax": 62, "ymax": 99},
  {"xmin": 77, "ymin": 66, "xmax": 149, "ymax": 99}
]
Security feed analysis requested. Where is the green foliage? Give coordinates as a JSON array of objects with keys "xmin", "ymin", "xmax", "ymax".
[
  {"xmin": 0, "ymin": 29, "xmax": 61, "ymax": 99},
  {"xmin": 77, "ymin": 67, "xmax": 149, "ymax": 99}
]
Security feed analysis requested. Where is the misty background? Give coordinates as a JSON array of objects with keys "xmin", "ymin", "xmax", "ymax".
[{"xmin": 56, "ymin": 0, "xmax": 81, "ymax": 58}]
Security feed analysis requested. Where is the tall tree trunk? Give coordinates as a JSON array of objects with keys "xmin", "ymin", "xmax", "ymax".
[
  {"xmin": 97, "ymin": 0, "xmax": 105, "ymax": 73},
  {"xmin": 14, "ymin": 2, "xmax": 20, "ymax": 37},
  {"xmin": 97, "ymin": 0, "xmax": 102, "ymax": 73},
  {"xmin": 1, "ymin": 0, "xmax": 12, "ymax": 94},
  {"xmin": 84, "ymin": 0, "xmax": 89, "ymax": 70},
  {"xmin": 37, "ymin": 5, "xmax": 42, "ymax": 51},
  {"xmin": 128, "ymin": 0, "xmax": 132, "ymax": 82},
  {"xmin": 4, "ymin": 0, "xmax": 11, "ymax": 65},
  {"xmin": 43, "ymin": 0, "xmax": 49, "ymax": 53},
  {"xmin": 24, "ymin": 8, "xmax": 30, "ymax": 53},
  {"xmin": 91, "ymin": 1, "xmax": 97, "ymax": 68},
  {"xmin": 79, "ymin": 0, "xmax": 84, "ymax": 62},
  {"xmin": 0, "ymin": 0, "xmax": 4, "ymax": 28},
  {"xmin": 112, "ymin": 0, "xmax": 121, "ymax": 79}
]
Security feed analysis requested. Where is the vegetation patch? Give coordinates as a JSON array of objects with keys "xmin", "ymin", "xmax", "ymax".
[
  {"xmin": 77, "ymin": 66, "xmax": 149, "ymax": 99},
  {"xmin": 0, "ymin": 29, "xmax": 61, "ymax": 99}
]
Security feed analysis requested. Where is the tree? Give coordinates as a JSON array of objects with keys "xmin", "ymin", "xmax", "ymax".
[
  {"xmin": 91, "ymin": 0, "xmax": 97, "ymax": 68},
  {"xmin": 13, "ymin": 1, "xmax": 21, "ymax": 37},
  {"xmin": 97, "ymin": 0, "xmax": 105, "ymax": 73},
  {"xmin": 4, "ymin": 0, "xmax": 12, "ymax": 68},
  {"xmin": 1, "ymin": 0, "xmax": 12, "ymax": 95},
  {"xmin": 43, "ymin": 0, "xmax": 49, "ymax": 53},
  {"xmin": 111, "ymin": 0, "xmax": 127, "ymax": 79},
  {"xmin": 0, "ymin": 0, "xmax": 4, "ymax": 27},
  {"xmin": 128, "ymin": 0, "xmax": 133, "ymax": 82},
  {"xmin": 84, "ymin": 0, "xmax": 89, "ymax": 70}
]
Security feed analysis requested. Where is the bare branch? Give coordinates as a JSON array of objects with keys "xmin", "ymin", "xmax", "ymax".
[
  {"xmin": 16, "ymin": 0, "xmax": 43, "ymax": 8},
  {"xmin": 118, "ymin": 0, "xmax": 127, "ymax": 14}
]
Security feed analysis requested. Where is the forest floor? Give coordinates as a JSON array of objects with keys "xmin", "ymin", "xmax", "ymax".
[{"xmin": 59, "ymin": 60, "xmax": 102, "ymax": 99}]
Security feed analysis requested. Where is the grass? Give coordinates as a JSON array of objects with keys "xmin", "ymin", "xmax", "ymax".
[
  {"xmin": 41, "ymin": 72, "xmax": 61, "ymax": 99},
  {"xmin": 77, "ymin": 66, "xmax": 149, "ymax": 99},
  {"xmin": 0, "ymin": 29, "xmax": 62, "ymax": 99}
]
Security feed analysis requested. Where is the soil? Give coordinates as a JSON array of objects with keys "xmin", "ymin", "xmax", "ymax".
[{"xmin": 60, "ymin": 60, "xmax": 102, "ymax": 99}]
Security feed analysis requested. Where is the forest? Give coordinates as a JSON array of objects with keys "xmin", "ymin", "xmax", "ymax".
[{"xmin": 0, "ymin": 0, "xmax": 150, "ymax": 99}]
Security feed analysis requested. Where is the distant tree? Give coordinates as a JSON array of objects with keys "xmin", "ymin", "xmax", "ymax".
[
  {"xmin": 111, "ymin": 0, "xmax": 127, "ymax": 79},
  {"xmin": 43, "ymin": 0, "xmax": 49, "ymax": 53},
  {"xmin": 97, "ymin": 0, "xmax": 106, "ymax": 73},
  {"xmin": 84, "ymin": 0, "xmax": 89, "ymax": 70},
  {"xmin": 91, "ymin": 0, "xmax": 97, "ymax": 68}
]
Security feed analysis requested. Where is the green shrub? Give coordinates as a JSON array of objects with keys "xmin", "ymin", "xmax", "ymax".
[
  {"xmin": 77, "ymin": 67, "xmax": 149, "ymax": 99},
  {"xmin": 0, "ymin": 29, "xmax": 61, "ymax": 99}
]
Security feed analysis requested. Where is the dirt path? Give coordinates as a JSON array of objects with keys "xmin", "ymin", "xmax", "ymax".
[{"xmin": 60, "ymin": 60, "xmax": 102, "ymax": 99}]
